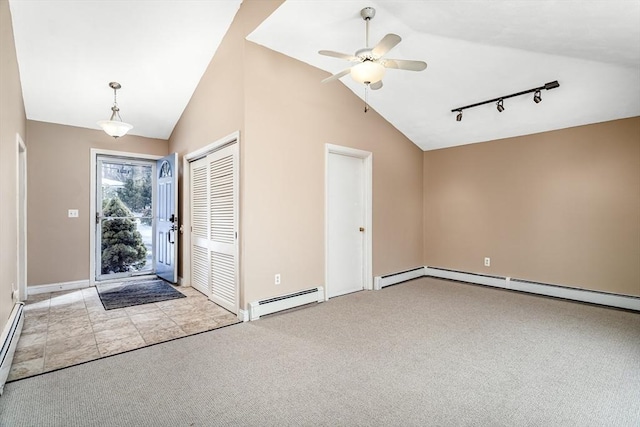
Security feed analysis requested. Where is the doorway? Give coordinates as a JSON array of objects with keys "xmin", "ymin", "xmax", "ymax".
[
  {"xmin": 96, "ymin": 156, "xmax": 154, "ymax": 281},
  {"xmin": 325, "ymin": 144, "xmax": 373, "ymax": 299},
  {"xmin": 90, "ymin": 150, "xmax": 178, "ymax": 284}
]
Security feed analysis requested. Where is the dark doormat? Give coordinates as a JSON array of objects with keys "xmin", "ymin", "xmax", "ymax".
[{"xmin": 96, "ymin": 279, "xmax": 186, "ymax": 310}]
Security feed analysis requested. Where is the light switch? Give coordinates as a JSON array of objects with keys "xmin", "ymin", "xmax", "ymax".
[{"xmin": 68, "ymin": 209, "xmax": 79, "ymax": 218}]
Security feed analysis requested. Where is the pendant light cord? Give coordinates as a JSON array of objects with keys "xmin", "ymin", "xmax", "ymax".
[{"xmin": 110, "ymin": 86, "xmax": 123, "ymax": 122}]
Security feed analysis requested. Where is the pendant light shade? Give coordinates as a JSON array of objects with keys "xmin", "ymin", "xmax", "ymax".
[
  {"xmin": 98, "ymin": 82, "xmax": 133, "ymax": 138},
  {"xmin": 97, "ymin": 119, "xmax": 133, "ymax": 138}
]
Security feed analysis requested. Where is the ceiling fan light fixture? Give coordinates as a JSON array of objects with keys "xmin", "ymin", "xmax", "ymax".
[
  {"xmin": 350, "ymin": 60, "xmax": 385, "ymax": 85},
  {"xmin": 97, "ymin": 82, "xmax": 133, "ymax": 139},
  {"xmin": 319, "ymin": 5, "xmax": 426, "ymax": 102}
]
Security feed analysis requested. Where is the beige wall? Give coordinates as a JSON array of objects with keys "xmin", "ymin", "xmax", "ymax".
[
  {"xmin": 169, "ymin": 0, "xmax": 264, "ymax": 283},
  {"xmin": 169, "ymin": 0, "xmax": 424, "ymax": 306},
  {"xmin": 242, "ymin": 41, "xmax": 424, "ymax": 304},
  {"xmin": 424, "ymin": 117, "xmax": 640, "ymax": 296},
  {"xmin": 26, "ymin": 121, "xmax": 168, "ymax": 286},
  {"xmin": 0, "ymin": 0, "xmax": 27, "ymax": 329}
]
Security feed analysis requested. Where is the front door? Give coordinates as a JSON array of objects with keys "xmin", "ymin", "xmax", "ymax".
[
  {"xmin": 96, "ymin": 156, "xmax": 154, "ymax": 280},
  {"xmin": 156, "ymin": 153, "xmax": 178, "ymax": 283}
]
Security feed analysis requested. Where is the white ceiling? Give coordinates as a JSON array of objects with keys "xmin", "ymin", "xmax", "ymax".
[
  {"xmin": 9, "ymin": 0, "xmax": 242, "ymax": 140},
  {"xmin": 248, "ymin": 0, "xmax": 640, "ymax": 150},
  {"xmin": 9, "ymin": 0, "xmax": 640, "ymax": 150}
]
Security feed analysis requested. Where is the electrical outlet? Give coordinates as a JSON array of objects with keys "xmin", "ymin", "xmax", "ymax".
[
  {"xmin": 275, "ymin": 274, "xmax": 281, "ymax": 285},
  {"xmin": 68, "ymin": 209, "xmax": 79, "ymax": 218},
  {"xmin": 484, "ymin": 257, "xmax": 491, "ymax": 267}
]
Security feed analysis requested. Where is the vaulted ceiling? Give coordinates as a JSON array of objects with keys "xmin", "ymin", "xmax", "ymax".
[
  {"xmin": 9, "ymin": 0, "xmax": 640, "ymax": 150},
  {"xmin": 8, "ymin": 0, "xmax": 243, "ymax": 140}
]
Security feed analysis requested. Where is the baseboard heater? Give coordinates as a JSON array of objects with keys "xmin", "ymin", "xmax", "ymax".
[
  {"xmin": 0, "ymin": 302, "xmax": 25, "ymax": 394},
  {"xmin": 374, "ymin": 267, "xmax": 426, "ymax": 290},
  {"xmin": 424, "ymin": 267, "xmax": 640, "ymax": 312},
  {"xmin": 249, "ymin": 287, "xmax": 324, "ymax": 321}
]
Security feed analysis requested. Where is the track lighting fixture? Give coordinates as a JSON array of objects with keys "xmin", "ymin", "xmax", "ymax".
[
  {"xmin": 533, "ymin": 90, "xmax": 542, "ymax": 104},
  {"xmin": 451, "ymin": 80, "xmax": 559, "ymax": 122}
]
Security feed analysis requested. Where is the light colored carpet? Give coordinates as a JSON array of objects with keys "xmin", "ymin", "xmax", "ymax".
[{"xmin": 1, "ymin": 277, "xmax": 639, "ymax": 426}]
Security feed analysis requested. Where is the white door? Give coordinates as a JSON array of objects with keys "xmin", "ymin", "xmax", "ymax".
[
  {"xmin": 190, "ymin": 143, "xmax": 239, "ymax": 313},
  {"xmin": 327, "ymin": 152, "xmax": 366, "ymax": 298},
  {"xmin": 156, "ymin": 153, "xmax": 178, "ymax": 283},
  {"xmin": 190, "ymin": 156, "xmax": 210, "ymax": 296}
]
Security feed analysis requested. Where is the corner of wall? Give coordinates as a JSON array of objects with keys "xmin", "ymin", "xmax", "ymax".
[{"xmin": 0, "ymin": 0, "xmax": 27, "ymax": 331}]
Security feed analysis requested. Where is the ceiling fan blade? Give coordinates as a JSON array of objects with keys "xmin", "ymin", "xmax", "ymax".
[
  {"xmin": 318, "ymin": 50, "xmax": 359, "ymax": 62},
  {"xmin": 383, "ymin": 59, "xmax": 427, "ymax": 71},
  {"xmin": 321, "ymin": 68, "xmax": 352, "ymax": 84},
  {"xmin": 369, "ymin": 81, "xmax": 383, "ymax": 91},
  {"xmin": 371, "ymin": 34, "xmax": 401, "ymax": 57}
]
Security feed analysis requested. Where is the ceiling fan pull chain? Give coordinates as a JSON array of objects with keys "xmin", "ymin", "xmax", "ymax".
[{"xmin": 364, "ymin": 85, "xmax": 369, "ymax": 113}]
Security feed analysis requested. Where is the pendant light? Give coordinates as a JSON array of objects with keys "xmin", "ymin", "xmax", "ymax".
[{"xmin": 97, "ymin": 82, "xmax": 133, "ymax": 138}]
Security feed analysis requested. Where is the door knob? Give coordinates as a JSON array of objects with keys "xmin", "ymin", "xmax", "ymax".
[{"xmin": 359, "ymin": 227, "xmax": 365, "ymax": 232}]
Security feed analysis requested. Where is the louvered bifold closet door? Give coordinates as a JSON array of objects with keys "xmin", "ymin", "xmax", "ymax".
[
  {"xmin": 190, "ymin": 156, "xmax": 210, "ymax": 297},
  {"xmin": 207, "ymin": 144, "xmax": 239, "ymax": 313}
]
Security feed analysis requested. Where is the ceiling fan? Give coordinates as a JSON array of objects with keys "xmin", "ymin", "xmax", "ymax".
[{"xmin": 319, "ymin": 6, "xmax": 427, "ymax": 91}]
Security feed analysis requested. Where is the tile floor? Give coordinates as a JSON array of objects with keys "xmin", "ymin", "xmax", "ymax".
[{"xmin": 8, "ymin": 284, "xmax": 239, "ymax": 382}]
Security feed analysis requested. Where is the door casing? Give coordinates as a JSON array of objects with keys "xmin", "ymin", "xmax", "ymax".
[
  {"xmin": 17, "ymin": 134, "xmax": 27, "ymax": 301},
  {"xmin": 324, "ymin": 144, "xmax": 373, "ymax": 300}
]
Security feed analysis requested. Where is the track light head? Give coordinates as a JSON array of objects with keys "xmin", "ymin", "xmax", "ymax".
[
  {"xmin": 456, "ymin": 110, "xmax": 463, "ymax": 122},
  {"xmin": 533, "ymin": 90, "xmax": 542, "ymax": 104},
  {"xmin": 496, "ymin": 99, "xmax": 504, "ymax": 112}
]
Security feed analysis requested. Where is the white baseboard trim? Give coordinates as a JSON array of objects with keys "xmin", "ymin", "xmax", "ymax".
[
  {"xmin": 423, "ymin": 267, "xmax": 505, "ymax": 289},
  {"xmin": 424, "ymin": 267, "xmax": 640, "ymax": 312},
  {"xmin": 237, "ymin": 309, "xmax": 249, "ymax": 322},
  {"xmin": 28, "ymin": 279, "xmax": 90, "ymax": 295},
  {"xmin": 374, "ymin": 267, "xmax": 426, "ymax": 290}
]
